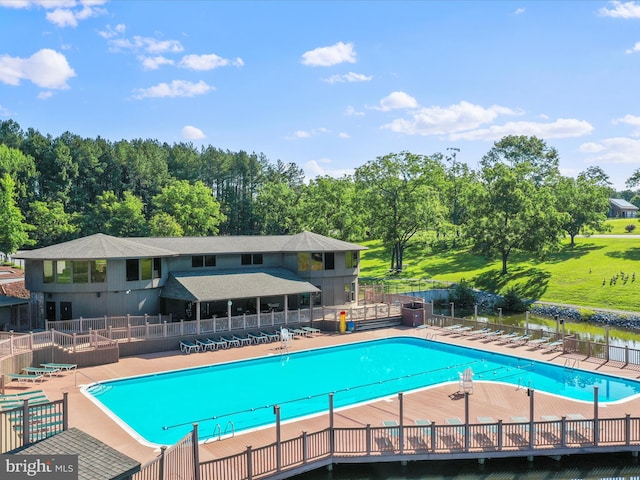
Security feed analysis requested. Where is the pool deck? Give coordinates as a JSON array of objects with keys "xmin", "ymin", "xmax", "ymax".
[{"xmin": 8, "ymin": 325, "xmax": 640, "ymax": 463}]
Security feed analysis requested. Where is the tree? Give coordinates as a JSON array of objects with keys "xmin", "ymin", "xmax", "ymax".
[
  {"xmin": 627, "ymin": 168, "xmax": 640, "ymax": 189},
  {"xmin": 254, "ymin": 181, "xmax": 302, "ymax": 235},
  {"xmin": 355, "ymin": 152, "xmax": 445, "ymax": 272},
  {"xmin": 0, "ymin": 144, "xmax": 36, "ymax": 213},
  {"xmin": 151, "ymin": 180, "xmax": 225, "ymax": 236},
  {"xmin": 149, "ymin": 212, "xmax": 184, "ymax": 237},
  {"xmin": 0, "ymin": 174, "xmax": 33, "ymax": 255},
  {"xmin": 555, "ymin": 170, "xmax": 611, "ymax": 246},
  {"xmin": 85, "ymin": 191, "xmax": 149, "ymax": 237},
  {"xmin": 442, "ymin": 149, "xmax": 477, "ymax": 248},
  {"xmin": 29, "ymin": 200, "xmax": 79, "ymax": 247},
  {"xmin": 467, "ymin": 136, "xmax": 565, "ymax": 275}
]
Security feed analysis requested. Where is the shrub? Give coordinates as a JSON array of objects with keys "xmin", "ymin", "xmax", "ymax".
[
  {"xmin": 578, "ymin": 308, "xmax": 595, "ymax": 321},
  {"xmin": 625, "ymin": 224, "xmax": 637, "ymax": 233},
  {"xmin": 449, "ymin": 279, "xmax": 477, "ymax": 309},
  {"xmin": 496, "ymin": 287, "xmax": 528, "ymax": 313}
]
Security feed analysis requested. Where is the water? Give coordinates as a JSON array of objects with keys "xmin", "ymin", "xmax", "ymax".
[
  {"xmin": 84, "ymin": 337, "xmax": 640, "ymax": 446},
  {"xmin": 291, "ymin": 453, "xmax": 640, "ymax": 479}
]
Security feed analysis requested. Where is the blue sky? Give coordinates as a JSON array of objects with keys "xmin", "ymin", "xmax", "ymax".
[{"xmin": 1, "ymin": 1, "xmax": 640, "ymax": 190}]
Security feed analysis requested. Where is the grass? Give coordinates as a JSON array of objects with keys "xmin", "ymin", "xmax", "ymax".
[
  {"xmin": 359, "ymin": 236, "xmax": 640, "ymax": 312},
  {"xmin": 602, "ymin": 218, "xmax": 639, "ymax": 235}
]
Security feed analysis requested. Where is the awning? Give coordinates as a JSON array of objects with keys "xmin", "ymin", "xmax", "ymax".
[{"xmin": 160, "ymin": 267, "xmax": 320, "ymax": 302}]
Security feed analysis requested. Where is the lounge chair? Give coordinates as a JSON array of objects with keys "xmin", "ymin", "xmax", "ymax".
[
  {"xmin": 195, "ymin": 338, "xmax": 217, "ymax": 351},
  {"xmin": 481, "ymin": 329, "xmax": 504, "ymax": 339},
  {"xmin": 302, "ymin": 326, "xmax": 321, "ymax": 336},
  {"xmin": 220, "ymin": 336, "xmax": 241, "ymax": 347},
  {"xmin": 260, "ymin": 331, "xmax": 280, "ymax": 342},
  {"xmin": 5, "ymin": 373, "xmax": 44, "ymax": 384},
  {"xmin": 527, "ymin": 337, "xmax": 552, "ymax": 349},
  {"xmin": 40, "ymin": 363, "xmax": 77, "ymax": 371},
  {"xmin": 381, "ymin": 420, "xmax": 399, "ymax": 448},
  {"xmin": 508, "ymin": 334, "xmax": 531, "ymax": 345},
  {"xmin": 179, "ymin": 340, "xmax": 200, "ymax": 354},
  {"xmin": 466, "ymin": 327, "xmax": 491, "ymax": 337},
  {"xmin": 494, "ymin": 332, "xmax": 519, "ymax": 343},
  {"xmin": 414, "ymin": 419, "xmax": 432, "ymax": 446},
  {"xmin": 206, "ymin": 337, "xmax": 229, "ymax": 349},
  {"xmin": 457, "ymin": 367, "xmax": 474, "ymax": 394},
  {"xmin": 232, "ymin": 334, "xmax": 252, "ymax": 346},
  {"xmin": 22, "ymin": 366, "xmax": 60, "ymax": 377},
  {"xmin": 442, "ymin": 324, "xmax": 463, "ymax": 333},
  {"xmin": 248, "ymin": 332, "xmax": 268, "ymax": 344},
  {"xmin": 290, "ymin": 328, "xmax": 307, "ymax": 338},
  {"xmin": 545, "ymin": 340, "xmax": 564, "ymax": 352},
  {"xmin": 0, "ymin": 390, "xmax": 49, "ymax": 411}
]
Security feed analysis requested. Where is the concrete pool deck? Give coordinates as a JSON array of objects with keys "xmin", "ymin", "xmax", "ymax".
[{"xmin": 8, "ymin": 325, "xmax": 640, "ymax": 463}]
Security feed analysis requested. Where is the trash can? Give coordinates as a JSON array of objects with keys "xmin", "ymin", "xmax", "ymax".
[
  {"xmin": 339, "ymin": 311, "xmax": 347, "ymax": 333},
  {"xmin": 347, "ymin": 320, "xmax": 355, "ymax": 332}
]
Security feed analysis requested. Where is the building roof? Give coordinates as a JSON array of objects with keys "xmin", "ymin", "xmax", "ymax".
[
  {"xmin": 14, "ymin": 428, "xmax": 140, "ymax": 480},
  {"xmin": 161, "ymin": 267, "xmax": 320, "ymax": 301},
  {"xmin": 609, "ymin": 198, "xmax": 639, "ymax": 210},
  {"xmin": 0, "ymin": 295, "xmax": 29, "ymax": 307},
  {"xmin": 16, "ymin": 231, "xmax": 366, "ymax": 260}
]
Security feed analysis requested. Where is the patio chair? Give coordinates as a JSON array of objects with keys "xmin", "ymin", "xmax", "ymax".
[
  {"xmin": 302, "ymin": 326, "xmax": 321, "ymax": 336},
  {"xmin": 40, "ymin": 363, "xmax": 77, "ymax": 371},
  {"xmin": 195, "ymin": 338, "xmax": 217, "ymax": 351},
  {"xmin": 381, "ymin": 420, "xmax": 399, "ymax": 448},
  {"xmin": 206, "ymin": 337, "xmax": 229, "ymax": 349},
  {"xmin": 260, "ymin": 331, "xmax": 280, "ymax": 342},
  {"xmin": 232, "ymin": 334, "xmax": 252, "ymax": 346},
  {"xmin": 179, "ymin": 340, "xmax": 200, "ymax": 354},
  {"xmin": 22, "ymin": 366, "xmax": 60, "ymax": 377},
  {"xmin": 5, "ymin": 373, "xmax": 44, "ymax": 384},
  {"xmin": 458, "ymin": 367, "xmax": 474, "ymax": 394},
  {"xmin": 248, "ymin": 332, "xmax": 269, "ymax": 344},
  {"xmin": 220, "ymin": 336, "xmax": 241, "ymax": 348}
]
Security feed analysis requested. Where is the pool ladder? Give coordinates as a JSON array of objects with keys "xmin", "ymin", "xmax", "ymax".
[
  {"xmin": 212, "ymin": 421, "xmax": 235, "ymax": 441},
  {"xmin": 516, "ymin": 377, "xmax": 533, "ymax": 391},
  {"xmin": 564, "ymin": 358, "xmax": 580, "ymax": 369}
]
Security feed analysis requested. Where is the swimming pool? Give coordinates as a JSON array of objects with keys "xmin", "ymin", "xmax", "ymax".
[{"xmin": 83, "ymin": 337, "xmax": 640, "ymax": 446}]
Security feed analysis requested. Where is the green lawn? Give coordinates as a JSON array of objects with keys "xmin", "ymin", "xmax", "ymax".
[
  {"xmin": 359, "ymin": 237, "xmax": 640, "ymax": 312},
  {"xmin": 603, "ymin": 218, "xmax": 640, "ymax": 235}
]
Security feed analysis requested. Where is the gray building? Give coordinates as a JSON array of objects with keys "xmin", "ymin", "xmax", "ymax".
[
  {"xmin": 609, "ymin": 198, "xmax": 639, "ymax": 218},
  {"xmin": 16, "ymin": 232, "xmax": 366, "ymax": 325}
]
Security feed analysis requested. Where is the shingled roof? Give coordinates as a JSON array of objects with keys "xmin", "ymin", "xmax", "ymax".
[
  {"xmin": 14, "ymin": 428, "xmax": 140, "ymax": 480},
  {"xmin": 161, "ymin": 267, "xmax": 320, "ymax": 301},
  {"xmin": 16, "ymin": 231, "xmax": 366, "ymax": 260}
]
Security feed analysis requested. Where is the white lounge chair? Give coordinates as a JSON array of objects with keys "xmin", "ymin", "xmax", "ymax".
[
  {"xmin": 179, "ymin": 340, "xmax": 200, "ymax": 354},
  {"xmin": 260, "ymin": 331, "xmax": 280, "ymax": 342},
  {"xmin": 302, "ymin": 326, "xmax": 321, "ymax": 336},
  {"xmin": 248, "ymin": 332, "xmax": 269, "ymax": 344},
  {"xmin": 22, "ymin": 366, "xmax": 60, "ymax": 377},
  {"xmin": 40, "ymin": 363, "xmax": 77, "ymax": 371},
  {"xmin": 6, "ymin": 373, "xmax": 44, "ymax": 384},
  {"xmin": 195, "ymin": 338, "xmax": 217, "ymax": 351}
]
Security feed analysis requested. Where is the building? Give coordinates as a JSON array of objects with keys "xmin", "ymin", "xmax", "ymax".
[
  {"xmin": 609, "ymin": 198, "xmax": 639, "ymax": 218},
  {"xmin": 16, "ymin": 232, "xmax": 366, "ymax": 326}
]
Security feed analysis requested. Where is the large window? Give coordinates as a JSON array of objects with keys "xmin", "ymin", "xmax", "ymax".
[
  {"xmin": 72, "ymin": 261, "xmax": 89, "ymax": 284},
  {"xmin": 298, "ymin": 253, "xmax": 310, "ymax": 271},
  {"xmin": 91, "ymin": 260, "xmax": 107, "ymax": 283},
  {"xmin": 43, "ymin": 260, "xmax": 54, "ymax": 283},
  {"xmin": 311, "ymin": 253, "xmax": 323, "ymax": 271},
  {"xmin": 346, "ymin": 251, "xmax": 359, "ymax": 269},
  {"xmin": 192, "ymin": 255, "xmax": 216, "ymax": 268},
  {"xmin": 299, "ymin": 252, "xmax": 335, "ymax": 271},
  {"xmin": 324, "ymin": 252, "xmax": 335, "ymax": 270},
  {"xmin": 241, "ymin": 253, "xmax": 263, "ymax": 265},
  {"xmin": 153, "ymin": 258, "xmax": 161, "ymax": 278},
  {"xmin": 141, "ymin": 258, "xmax": 153, "ymax": 280},
  {"xmin": 126, "ymin": 259, "xmax": 140, "ymax": 281},
  {"xmin": 57, "ymin": 261, "xmax": 71, "ymax": 284}
]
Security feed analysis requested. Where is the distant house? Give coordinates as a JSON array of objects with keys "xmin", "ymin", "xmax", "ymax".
[
  {"xmin": 609, "ymin": 198, "xmax": 639, "ymax": 218},
  {"xmin": 15, "ymin": 232, "xmax": 366, "ymax": 326}
]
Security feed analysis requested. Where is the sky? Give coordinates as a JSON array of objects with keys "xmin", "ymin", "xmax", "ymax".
[{"xmin": 1, "ymin": 1, "xmax": 640, "ymax": 190}]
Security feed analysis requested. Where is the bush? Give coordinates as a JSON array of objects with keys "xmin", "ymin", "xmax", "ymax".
[
  {"xmin": 625, "ymin": 224, "xmax": 637, "ymax": 233},
  {"xmin": 449, "ymin": 279, "xmax": 477, "ymax": 309},
  {"xmin": 578, "ymin": 308, "xmax": 595, "ymax": 321},
  {"xmin": 496, "ymin": 287, "xmax": 528, "ymax": 313}
]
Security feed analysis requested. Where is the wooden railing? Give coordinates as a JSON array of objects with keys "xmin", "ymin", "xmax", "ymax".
[
  {"xmin": 0, "ymin": 394, "xmax": 68, "ymax": 454},
  {"xmin": 133, "ymin": 426, "xmax": 199, "ymax": 480}
]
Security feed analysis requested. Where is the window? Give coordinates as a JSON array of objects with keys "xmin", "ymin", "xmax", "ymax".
[
  {"xmin": 141, "ymin": 258, "xmax": 152, "ymax": 280},
  {"xmin": 57, "ymin": 261, "xmax": 71, "ymax": 284},
  {"xmin": 242, "ymin": 254, "xmax": 262, "ymax": 265},
  {"xmin": 346, "ymin": 251, "xmax": 359, "ymax": 269},
  {"xmin": 205, "ymin": 255, "xmax": 216, "ymax": 267},
  {"xmin": 153, "ymin": 258, "xmax": 161, "ymax": 278},
  {"xmin": 126, "ymin": 259, "xmax": 140, "ymax": 281},
  {"xmin": 91, "ymin": 260, "xmax": 107, "ymax": 283},
  {"xmin": 312, "ymin": 253, "xmax": 323, "ymax": 271},
  {"xmin": 298, "ymin": 253, "xmax": 310, "ymax": 271},
  {"xmin": 43, "ymin": 260, "xmax": 54, "ymax": 283},
  {"xmin": 192, "ymin": 255, "xmax": 216, "ymax": 268},
  {"xmin": 72, "ymin": 261, "xmax": 89, "ymax": 284},
  {"xmin": 324, "ymin": 252, "xmax": 335, "ymax": 270}
]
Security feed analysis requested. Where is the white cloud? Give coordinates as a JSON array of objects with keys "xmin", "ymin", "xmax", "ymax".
[
  {"xmin": 625, "ymin": 41, "xmax": 640, "ymax": 53},
  {"xmin": 323, "ymin": 72, "xmax": 372, "ymax": 84},
  {"xmin": 579, "ymin": 137, "xmax": 640, "ymax": 164},
  {"xmin": 374, "ymin": 91, "xmax": 419, "ymax": 111},
  {"xmin": 37, "ymin": 90, "xmax": 53, "ymax": 99},
  {"xmin": 132, "ymin": 80, "xmax": 213, "ymax": 99},
  {"xmin": 98, "ymin": 23, "xmax": 126, "ymax": 39},
  {"xmin": 0, "ymin": 104, "xmax": 10, "ymax": 116},
  {"xmin": 301, "ymin": 41, "xmax": 356, "ymax": 67},
  {"xmin": 382, "ymin": 100, "xmax": 518, "ymax": 135},
  {"xmin": 338, "ymin": 132, "xmax": 350, "ymax": 139},
  {"xmin": 345, "ymin": 105, "xmax": 364, "ymax": 116},
  {"xmin": 178, "ymin": 53, "xmax": 244, "ymax": 71},
  {"xmin": 599, "ymin": 1, "xmax": 640, "ymax": 18},
  {"xmin": 108, "ymin": 35, "xmax": 184, "ymax": 54},
  {"xmin": 303, "ymin": 159, "xmax": 354, "ymax": 179},
  {"xmin": 0, "ymin": 1, "xmax": 106, "ymax": 27},
  {"xmin": 0, "ymin": 48, "xmax": 76, "ymax": 89},
  {"xmin": 182, "ymin": 125, "xmax": 206, "ymax": 140},
  {"xmin": 613, "ymin": 114, "xmax": 640, "ymax": 135},
  {"xmin": 450, "ymin": 118, "xmax": 593, "ymax": 141},
  {"xmin": 514, "ymin": 7, "xmax": 525, "ymax": 14},
  {"xmin": 140, "ymin": 56, "xmax": 174, "ymax": 70},
  {"xmin": 286, "ymin": 127, "xmax": 334, "ymax": 140}
]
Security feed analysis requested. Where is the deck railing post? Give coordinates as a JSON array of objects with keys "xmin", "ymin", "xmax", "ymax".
[
  {"xmin": 529, "ymin": 389, "xmax": 535, "ymax": 450},
  {"xmin": 72, "ymin": 333, "xmax": 77, "ymax": 353},
  {"xmin": 145, "ymin": 321, "xmax": 149, "ymax": 338},
  {"xmin": 560, "ymin": 416, "xmax": 567, "ymax": 447},
  {"xmin": 398, "ymin": 392, "xmax": 404, "ymax": 454},
  {"xmin": 430, "ymin": 422, "xmax": 436, "ymax": 451},
  {"xmin": 108, "ymin": 326, "xmax": 113, "ymax": 340},
  {"xmin": 329, "ymin": 393, "xmax": 335, "ymax": 455},
  {"xmin": 625, "ymin": 414, "xmax": 631, "ymax": 446},
  {"xmin": 63, "ymin": 392, "xmax": 69, "ymax": 431},
  {"xmin": 79, "ymin": 317, "xmax": 83, "ymax": 333},
  {"xmin": 180, "ymin": 320, "xmax": 184, "ymax": 336},
  {"xmin": 366, "ymin": 424, "xmax": 371, "ymax": 455},
  {"xmin": 625, "ymin": 345, "xmax": 630, "ymax": 366},
  {"xmin": 22, "ymin": 399, "xmax": 30, "ymax": 447},
  {"xmin": 464, "ymin": 392, "xmax": 470, "ymax": 452},
  {"xmin": 192, "ymin": 423, "xmax": 200, "ymax": 480},
  {"xmin": 302, "ymin": 431, "xmax": 308, "ymax": 464},
  {"xmin": 163, "ymin": 321, "xmax": 167, "ymax": 338},
  {"xmin": 246, "ymin": 446, "xmax": 253, "ymax": 480},
  {"xmin": 158, "ymin": 446, "xmax": 166, "ymax": 480},
  {"xmin": 594, "ymin": 386, "xmax": 599, "ymax": 446},
  {"xmin": 497, "ymin": 419, "xmax": 503, "ymax": 450},
  {"xmin": 127, "ymin": 323, "xmax": 131, "ymax": 342},
  {"xmin": 275, "ymin": 405, "xmax": 281, "ymax": 472}
]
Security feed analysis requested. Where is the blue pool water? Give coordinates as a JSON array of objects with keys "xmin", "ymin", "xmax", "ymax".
[{"xmin": 84, "ymin": 337, "xmax": 640, "ymax": 446}]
